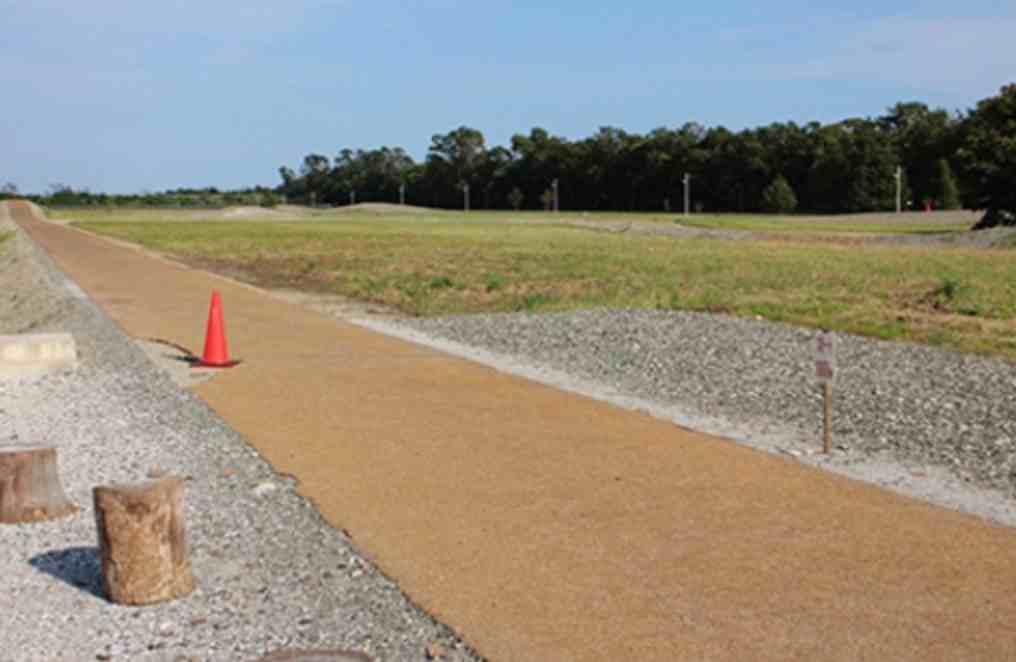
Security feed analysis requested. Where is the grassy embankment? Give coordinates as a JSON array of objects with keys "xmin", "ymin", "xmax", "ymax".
[
  {"xmin": 64, "ymin": 208, "xmax": 1016, "ymax": 361},
  {"xmin": 678, "ymin": 214, "xmax": 974, "ymax": 235}
]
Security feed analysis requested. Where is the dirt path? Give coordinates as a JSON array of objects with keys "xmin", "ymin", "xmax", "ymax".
[{"xmin": 8, "ymin": 200, "xmax": 1016, "ymax": 661}]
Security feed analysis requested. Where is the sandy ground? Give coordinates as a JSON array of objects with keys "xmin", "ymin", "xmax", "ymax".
[{"xmin": 10, "ymin": 200, "xmax": 1016, "ymax": 662}]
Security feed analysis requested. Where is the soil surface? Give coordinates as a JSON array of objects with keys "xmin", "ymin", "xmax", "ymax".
[{"xmin": 9, "ymin": 200, "xmax": 1016, "ymax": 662}]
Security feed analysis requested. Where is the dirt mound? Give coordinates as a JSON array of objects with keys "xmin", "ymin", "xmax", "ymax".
[
  {"xmin": 324, "ymin": 202, "xmax": 440, "ymax": 215},
  {"xmin": 216, "ymin": 206, "xmax": 286, "ymax": 220}
]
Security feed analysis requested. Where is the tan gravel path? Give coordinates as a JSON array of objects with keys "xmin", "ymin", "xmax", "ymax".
[{"xmin": 8, "ymin": 200, "xmax": 1016, "ymax": 661}]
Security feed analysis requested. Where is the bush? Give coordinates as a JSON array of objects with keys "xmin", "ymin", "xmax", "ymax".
[
  {"xmin": 507, "ymin": 187, "xmax": 524, "ymax": 211},
  {"xmin": 934, "ymin": 159, "xmax": 961, "ymax": 210},
  {"xmin": 760, "ymin": 176, "xmax": 798, "ymax": 213}
]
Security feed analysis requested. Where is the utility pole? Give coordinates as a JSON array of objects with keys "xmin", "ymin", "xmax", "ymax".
[
  {"xmin": 682, "ymin": 173, "xmax": 692, "ymax": 217},
  {"xmin": 551, "ymin": 178, "xmax": 559, "ymax": 213},
  {"xmin": 462, "ymin": 182, "xmax": 470, "ymax": 213},
  {"xmin": 399, "ymin": 183, "xmax": 406, "ymax": 206},
  {"xmin": 894, "ymin": 166, "xmax": 902, "ymax": 214}
]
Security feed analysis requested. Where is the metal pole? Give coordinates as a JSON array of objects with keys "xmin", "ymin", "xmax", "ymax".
[
  {"xmin": 895, "ymin": 167, "xmax": 902, "ymax": 214},
  {"xmin": 682, "ymin": 173, "xmax": 691, "ymax": 217},
  {"xmin": 399, "ymin": 184, "xmax": 405, "ymax": 206},
  {"xmin": 463, "ymin": 183, "xmax": 470, "ymax": 213},
  {"xmin": 552, "ymin": 179, "xmax": 559, "ymax": 213},
  {"xmin": 350, "ymin": 190, "xmax": 356, "ymax": 206}
]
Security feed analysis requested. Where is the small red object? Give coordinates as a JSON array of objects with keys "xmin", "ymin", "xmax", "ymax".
[{"xmin": 196, "ymin": 290, "xmax": 240, "ymax": 368}]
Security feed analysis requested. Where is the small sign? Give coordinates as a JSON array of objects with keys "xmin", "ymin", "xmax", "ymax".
[{"xmin": 814, "ymin": 331, "xmax": 836, "ymax": 383}]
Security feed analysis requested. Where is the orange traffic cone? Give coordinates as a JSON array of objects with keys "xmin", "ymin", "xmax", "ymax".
[{"xmin": 195, "ymin": 290, "xmax": 240, "ymax": 368}]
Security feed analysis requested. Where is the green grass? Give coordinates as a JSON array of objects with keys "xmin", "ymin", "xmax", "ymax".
[
  {"xmin": 677, "ymin": 213, "xmax": 974, "ymax": 235},
  {"xmin": 73, "ymin": 213, "xmax": 1016, "ymax": 361}
]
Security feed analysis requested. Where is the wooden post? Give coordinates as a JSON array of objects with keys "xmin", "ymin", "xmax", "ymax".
[
  {"xmin": 0, "ymin": 445, "xmax": 78, "ymax": 524},
  {"xmin": 823, "ymin": 382, "xmax": 833, "ymax": 454},
  {"xmin": 93, "ymin": 476, "xmax": 195, "ymax": 605}
]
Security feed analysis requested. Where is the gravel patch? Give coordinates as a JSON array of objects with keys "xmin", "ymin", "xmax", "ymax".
[
  {"xmin": 0, "ymin": 215, "xmax": 480, "ymax": 661},
  {"xmin": 361, "ymin": 309, "xmax": 1016, "ymax": 525}
]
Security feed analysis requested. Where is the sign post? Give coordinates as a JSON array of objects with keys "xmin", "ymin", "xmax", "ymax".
[{"xmin": 814, "ymin": 330, "xmax": 836, "ymax": 454}]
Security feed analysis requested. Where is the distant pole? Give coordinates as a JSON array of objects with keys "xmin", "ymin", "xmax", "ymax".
[
  {"xmin": 350, "ymin": 190, "xmax": 356, "ymax": 206},
  {"xmin": 309, "ymin": 191, "xmax": 317, "ymax": 208},
  {"xmin": 463, "ymin": 182, "xmax": 470, "ymax": 213},
  {"xmin": 399, "ymin": 183, "xmax": 406, "ymax": 206},
  {"xmin": 552, "ymin": 178, "xmax": 559, "ymax": 213},
  {"xmin": 682, "ymin": 173, "xmax": 691, "ymax": 217},
  {"xmin": 894, "ymin": 167, "xmax": 902, "ymax": 214}
]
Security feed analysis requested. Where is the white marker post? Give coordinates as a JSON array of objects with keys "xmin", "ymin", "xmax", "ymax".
[{"xmin": 814, "ymin": 330, "xmax": 836, "ymax": 454}]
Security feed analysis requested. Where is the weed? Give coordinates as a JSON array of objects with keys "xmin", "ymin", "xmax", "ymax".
[
  {"xmin": 518, "ymin": 293, "xmax": 552, "ymax": 311},
  {"xmin": 485, "ymin": 273, "xmax": 505, "ymax": 293},
  {"xmin": 428, "ymin": 275, "xmax": 454, "ymax": 290},
  {"xmin": 936, "ymin": 277, "xmax": 963, "ymax": 302}
]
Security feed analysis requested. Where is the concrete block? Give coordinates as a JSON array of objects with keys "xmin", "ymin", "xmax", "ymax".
[{"xmin": 0, "ymin": 332, "xmax": 77, "ymax": 378}]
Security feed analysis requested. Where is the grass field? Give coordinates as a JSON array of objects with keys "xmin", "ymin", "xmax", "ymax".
[
  {"xmin": 65, "ymin": 206, "xmax": 1016, "ymax": 361},
  {"xmin": 678, "ymin": 212, "xmax": 976, "ymax": 235}
]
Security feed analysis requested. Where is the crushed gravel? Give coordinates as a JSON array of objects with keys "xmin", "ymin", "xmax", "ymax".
[
  {"xmin": 364, "ymin": 309, "xmax": 1016, "ymax": 524},
  {"xmin": 0, "ymin": 215, "xmax": 480, "ymax": 661}
]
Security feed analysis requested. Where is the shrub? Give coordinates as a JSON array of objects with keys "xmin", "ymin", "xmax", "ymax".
[{"xmin": 760, "ymin": 176, "xmax": 798, "ymax": 213}]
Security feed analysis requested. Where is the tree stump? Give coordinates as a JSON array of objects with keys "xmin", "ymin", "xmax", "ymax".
[
  {"xmin": 93, "ymin": 476, "xmax": 195, "ymax": 605},
  {"xmin": 0, "ymin": 444, "xmax": 78, "ymax": 524}
]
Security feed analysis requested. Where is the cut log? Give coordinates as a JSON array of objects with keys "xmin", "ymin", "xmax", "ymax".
[
  {"xmin": 93, "ymin": 476, "xmax": 195, "ymax": 605},
  {"xmin": 0, "ymin": 444, "xmax": 78, "ymax": 524}
]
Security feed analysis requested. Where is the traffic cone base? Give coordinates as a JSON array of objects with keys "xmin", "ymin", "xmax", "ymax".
[
  {"xmin": 195, "ymin": 357, "xmax": 242, "ymax": 368},
  {"xmin": 195, "ymin": 290, "xmax": 241, "ymax": 369}
]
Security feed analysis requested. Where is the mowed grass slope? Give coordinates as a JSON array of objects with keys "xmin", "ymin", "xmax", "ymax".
[
  {"xmin": 679, "ymin": 212, "xmax": 976, "ymax": 235},
  {"xmin": 72, "ymin": 210, "xmax": 1016, "ymax": 360}
]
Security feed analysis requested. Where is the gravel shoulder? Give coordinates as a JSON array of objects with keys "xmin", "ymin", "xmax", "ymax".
[
  {"xmin": 356, "ymin": 310, "xmax": 1016, "ymax": 527},
  {"xmin": 0, "ymin": 210, "xmax": 479, "ymax": 661}
]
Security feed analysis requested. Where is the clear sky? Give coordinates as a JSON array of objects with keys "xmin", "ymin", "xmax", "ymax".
[{"xmin": 3, "ymin": 1, "xmax": 1014, "ymax": 194}]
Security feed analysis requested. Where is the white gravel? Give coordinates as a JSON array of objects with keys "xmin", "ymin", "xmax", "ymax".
[
  {"xmin": 356, "ymin": 310, "xmax": 1016, "ymax": 527},
  {"xmin": 0, "ymin": 217, "xmax": 480, "ymax": 661}
]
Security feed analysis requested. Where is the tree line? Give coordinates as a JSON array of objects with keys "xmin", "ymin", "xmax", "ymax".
[
  {"xmin": 277, "ymin": 84, "xmax": 1016, "ymax": 226},
  {"xmin": 11, "ymin": 85, "xmax": 1013, "ymax": 227},
  {"xmin": 2, "ymin": 185, "xmax": 281, "ymax": 209}
]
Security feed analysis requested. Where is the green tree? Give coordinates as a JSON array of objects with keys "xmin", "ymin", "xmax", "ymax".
[
  {"xmin": 958, "ymin": 84, "xmax": 1016, "ymax": 227},
  {"xmin": 932, "ymin": 159, "xmax": 961, "ymax": 210},
  {"xmin": 880, "ymin": 102, "xmax": 958, "ymax": 208},
  {"xmin": 507, "ymin": 187, "xmax": 524, "ymax": 210},
  {"xmin": 760, "ymin": 175, "xmax": 798, "ymax": 213}
]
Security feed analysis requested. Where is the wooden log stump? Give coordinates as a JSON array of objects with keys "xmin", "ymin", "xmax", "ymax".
[
  {"xmin": 0, "ymin": 444, "xmax": 78, "ymax": 524},
  {"xmin": 93, "ymin": 476, "xmax": 195, "ymax": 605}
]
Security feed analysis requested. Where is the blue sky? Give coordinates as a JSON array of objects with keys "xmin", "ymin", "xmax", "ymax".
[{"xmin": 3, "ymin": 1, "xmax": 1014, "ymax": 193}]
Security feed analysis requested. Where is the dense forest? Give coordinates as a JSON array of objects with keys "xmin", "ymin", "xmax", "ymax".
[
  {"xmin": 8, "ymin": 84, "xmax": 1013, "ymax": 227},
  {"xmin": 276, "ymin": 84, "xmax": 1015, "ymax": 226}
]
